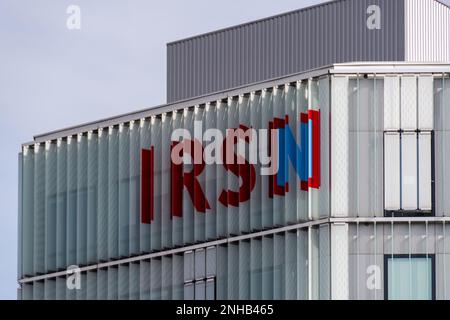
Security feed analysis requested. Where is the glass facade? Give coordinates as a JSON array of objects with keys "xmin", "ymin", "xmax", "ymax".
[
  {"xmin": 18, "ymin": 67, "xmax": 450, "ymax": 300},
  {"xmin": 386, "ymin": 255, "xmax": 434, "ymax": 300},
  {"xmin": 18, "ymin": 77, "xmax": 331, "ymax": 299}
]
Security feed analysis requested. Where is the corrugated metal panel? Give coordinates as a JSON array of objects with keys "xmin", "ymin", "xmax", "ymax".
[
  {"xmin": 405, "ymin": 0, "xmax": 450, "ymax": 62},
  {"xmin": 167, "ymin": 0, "xmax": 406, "ymax": 102}
]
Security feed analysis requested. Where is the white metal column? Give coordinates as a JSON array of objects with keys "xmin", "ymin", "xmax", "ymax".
[
  {"xmin": 331, "ymin": 223, "xmax": 349, "ymax": 300},
  {"xmin": 331, "ymin": 76, "xmax": 349, "ymax": 218}
]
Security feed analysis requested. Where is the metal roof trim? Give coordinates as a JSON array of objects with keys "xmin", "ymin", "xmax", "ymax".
[
  {"xmin": 27, "ymin": 65, "xmax": 332, "ymax": 146},
  {"xmin": 331, "ymin": 62, "xmax": 450, "ymax": 74}
]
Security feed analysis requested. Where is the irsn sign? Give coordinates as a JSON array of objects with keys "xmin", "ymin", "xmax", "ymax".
[{"xmin": 140, "ymin": 110, "xmax": 320, "ymax": 224}]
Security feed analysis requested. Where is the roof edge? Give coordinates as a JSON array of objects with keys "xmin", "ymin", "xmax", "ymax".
[
  {"xmin": 26, "ymin": 61, "xmax": 450, "ymax": 147},
  {"xmin": 27, "ymin": 65, "xmax": 332, "ymax": 146},
  {"xmin": 166, "ymin": 0, "xmax": 340, "ymax": 46},
  {"xmin": 168, "ymin": 0, "xmax": 450, "ymax": 46},
  {"xmin": 434, "ymin": 0, "xmax": 450, "ymax": 10}
]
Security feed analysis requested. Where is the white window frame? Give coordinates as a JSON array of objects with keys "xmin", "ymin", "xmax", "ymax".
[{"xmin": 384, "ymin": 130, "xmax": 434, "ymax": 217}]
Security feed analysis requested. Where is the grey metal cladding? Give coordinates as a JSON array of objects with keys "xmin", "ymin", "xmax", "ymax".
[{"xmin": 167, "ymin": 0, "xmax": 405, "ymax": 102}]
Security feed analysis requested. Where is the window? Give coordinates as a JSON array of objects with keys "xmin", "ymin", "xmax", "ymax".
[
  {"xmin": 384, "ymin": 131, "xmax": 434, "ymax": 216},
  {"xmin": 384, "ymin": 255, "xmax": 435, "ymax": 300},
  {"xmin": 183, "ymin": 247, "xmax": 216, "ymax": 300},
  {"xmin": 384, "ymin": 255, "xmax": 436, "ymax": 300}
]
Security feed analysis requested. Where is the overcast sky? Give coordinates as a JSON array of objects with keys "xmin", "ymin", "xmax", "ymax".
[
  {"xmin": 0, "ymin": 0, "xmax": 335, "ymax": 300},
  {"xmin": 1, "ymin": 0, "xmax": 449, "ymax": 300}
]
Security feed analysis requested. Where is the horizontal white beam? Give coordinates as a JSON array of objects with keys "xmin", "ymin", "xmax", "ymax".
[
  {"xmin": 19, "ymin": 218, "xmax": 328, "ymax": 284},
  {"xmin": 19, "ymin": 216, "xmax": 449, "ymax": 284},
  {"xmin": 330, "ymin": 216, "xmax": 450, "ymax": 224},
  {"xmin": 331, "ymin": 62, "xmax": 450, "ymax": 74}
]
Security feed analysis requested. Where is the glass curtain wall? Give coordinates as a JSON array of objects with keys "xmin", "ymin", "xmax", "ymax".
[
  {"xmin": 19, "ymin": 73, "xmax": 450, "ymax": 300},
  {"xmin": 19, "ymin": 77, "xmax": 330, "ymax": 296}
]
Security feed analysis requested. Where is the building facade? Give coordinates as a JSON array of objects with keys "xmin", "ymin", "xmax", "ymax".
[{"xmin": 18, "ymin": 0, "xmax": 450, "ymax": 300}]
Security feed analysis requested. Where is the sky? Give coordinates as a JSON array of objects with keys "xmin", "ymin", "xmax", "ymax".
[
  {"xmin": 0, "ymin": 0, "xmax": 335, "ymax": 300},
  {"xmin": 2, "ymin": 0, "xmax": 450, "ymax": 300}
]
